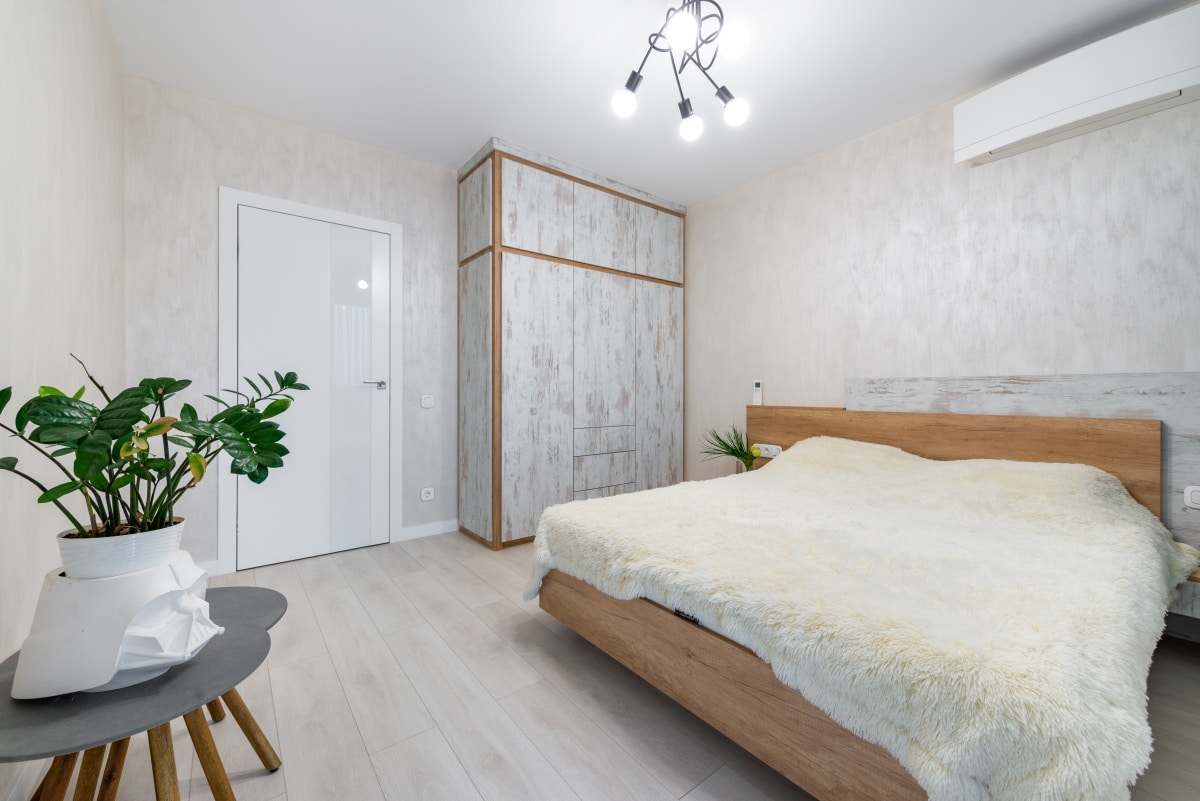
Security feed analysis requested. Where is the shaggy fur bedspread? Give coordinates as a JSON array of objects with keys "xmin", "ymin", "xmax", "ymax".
[{"xmin": 525, "ymin": 437, "xmax": 1199, "ymax": 801}]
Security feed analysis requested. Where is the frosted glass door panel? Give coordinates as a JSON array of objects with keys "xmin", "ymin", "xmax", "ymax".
[{"xmin": 236, "ymin": 206, "xmax": 390, "ymax": 569}]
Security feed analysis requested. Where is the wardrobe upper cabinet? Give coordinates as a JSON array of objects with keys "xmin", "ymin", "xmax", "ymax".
[
  {"xmin": 501, "ymin": 160, "xmax": 574, "ymax": 259},
  {"xmin": 635, "ymin": 205, "xmax": 684, "ymax": 283},
  {"xmin": 572, "ymin": 184, "xmax": 637, "ymax": 274}
]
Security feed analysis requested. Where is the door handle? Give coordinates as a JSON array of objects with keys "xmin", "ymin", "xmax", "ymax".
[{"xmin": 362, "ymin": 380, "xmax": 387, "ymax": 390}]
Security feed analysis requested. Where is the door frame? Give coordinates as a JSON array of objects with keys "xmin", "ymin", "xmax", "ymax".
[{"xmin": 216, "ymin": 187, "xmax": 404, "ymax": 574}]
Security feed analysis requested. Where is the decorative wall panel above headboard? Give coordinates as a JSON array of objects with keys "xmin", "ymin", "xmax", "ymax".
[{"xmin": 846, "ymin": 372, "xmax": 1200, "ymax": 616}]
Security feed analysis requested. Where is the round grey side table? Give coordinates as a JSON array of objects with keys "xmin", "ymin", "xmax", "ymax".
[{"xmin": 0, "ymin": 621, "xmax": 268, "ymax": 801}]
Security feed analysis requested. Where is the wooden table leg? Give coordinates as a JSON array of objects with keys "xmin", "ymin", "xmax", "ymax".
[
  {"xmin": 96, "ymin": 737, "xmax": 130, "ymax": 801},
  {"xmin": 146, "ymin": 723, "xmax": 180, "ymax": 801},
  {"xmin": 183, "ymin": 708, "xmax": 236, "ymax": 801},
  {"xmin": 221, "ymin": 686, "xmax": 281, "ymax": 771},
  {"xmin": 29, "ymin": 753, "xmax": 76, "ymax": 801},
  {"xmin": 71, "ymin": 745, "xmax": 106, "ymax": 801},
  {"xmin": 206, "ymin": 698, "xmax": 227, "ymax": 722}
]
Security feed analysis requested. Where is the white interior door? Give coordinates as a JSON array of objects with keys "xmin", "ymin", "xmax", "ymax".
[{"xmin": 233, "ymin": 204, "xmax": 391, "ymax": 569}]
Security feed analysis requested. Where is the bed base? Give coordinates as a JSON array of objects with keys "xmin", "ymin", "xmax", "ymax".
[{"xmin": 539, "ymin": 570, "xmax": 927, "ymax": 801}]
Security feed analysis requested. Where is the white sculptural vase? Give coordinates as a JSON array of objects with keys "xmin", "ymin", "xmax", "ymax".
[
  {"xmin": 56, "ymin": 519, "xmax": 186, "ymax": 579},
  {"xmin": 11, "ymin": 548, "xmax": 224, "ymax": 699}
]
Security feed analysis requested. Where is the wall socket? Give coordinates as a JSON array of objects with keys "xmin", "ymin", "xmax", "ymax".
[
  {"xmin": 420, "ymin": 487, "xmax": 435, "ymax": 502},
  {"xmin": 753, "ymin": 443, "xmax": 783, "ymax": 458},
  {"xmin": 1186, "ymin": 486, "xmax": 1200, "ymax": 510}
]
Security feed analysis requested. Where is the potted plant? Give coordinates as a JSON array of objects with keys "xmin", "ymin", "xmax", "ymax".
[
  {"xmin": 0, "ymin": 355, "xmax": 307, "ymax": 578},
  {"xmin": 700, "ymin": 424, "xmax": 761, "ymax": 473}
]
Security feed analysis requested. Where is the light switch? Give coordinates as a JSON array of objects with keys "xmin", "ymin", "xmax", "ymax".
[
  {"xmin": 420, "ymin": 394, "xmax": 434, "ymax": 409},
  {"xmin": 1186, "ymin": 486, "xmax": 1200, "ymax": 510}
]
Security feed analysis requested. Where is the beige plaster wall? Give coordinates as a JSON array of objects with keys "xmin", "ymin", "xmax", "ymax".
[
  {"xmin": 684, "ymin": 98, "xmax": 1200, "ymax": 479},
  {"xmin": 0, "ymin": 0, "xmax": 126, "ymax": 793},
  {"xmin": 124, "ymin": 78, "xmax": 459, "ymax": 566}
]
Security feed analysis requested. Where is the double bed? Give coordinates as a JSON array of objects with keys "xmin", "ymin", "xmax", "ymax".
[{"xmin": 525, "ymin": 407, "xmax": 1200, "ymax": 801}]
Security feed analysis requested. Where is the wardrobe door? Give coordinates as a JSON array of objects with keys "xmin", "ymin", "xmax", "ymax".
[
  {"xmin": 500, "ymin": 253, "xmax": 574, "ymax": 541},
  {"xmin": 458, "ymin": 254, "xmax": 492, "ymax": 541},
  {"xmin": 636, "ymin": 281, "xmax": 683, "ymax": 490},
  {"xmin": 634, "ymin": 204, "xmax": 684, "ymax": 283},
  {"xmin": 500, "ymin": 160, "xmax": 574, "ymax": 259},
  {"xmin": 573, "ymin": 269, "xmax": 637, "ymax": 498}
]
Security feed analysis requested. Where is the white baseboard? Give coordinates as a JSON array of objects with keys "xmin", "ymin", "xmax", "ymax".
[
  {"xmin": 393, "ymin": 518, "xmax": 459, "ymax": 543},
  {"xmin": 3, "ymin": 760, "xmax": 44, "ymax": 801}
]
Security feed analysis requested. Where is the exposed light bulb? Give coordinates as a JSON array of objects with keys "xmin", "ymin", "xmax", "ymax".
[
  {"xmin": 357, "ymin": 280, "xmax": 369, "ymax": 290},
  {"xmin": 679, "ymin": 113, "xmax": 704, "ymax": 141},
  {"xmin": 719, "ymin": 19, "xmax": 750, "ymax": 60},
  {"xmin": 723, "ymin": 96, "xmax": 750, "ymax": 127},
  {"xmin": 664, "ymin": 8, "xmax": 698, "ymax": 53},
  {"xmin": 611, "ymin": 88, "xmax": 637, "ymax": 118}
]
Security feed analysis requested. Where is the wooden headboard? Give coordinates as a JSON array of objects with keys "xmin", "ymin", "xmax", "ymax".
[{"xmin": 746, "ymin": 406, "xmax": 1162, "ymax": 517}]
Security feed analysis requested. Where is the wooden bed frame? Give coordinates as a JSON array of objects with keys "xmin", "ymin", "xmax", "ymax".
[{"xmin": 538, "ymin": 407, "xmax": 1174, "ymax": 801}]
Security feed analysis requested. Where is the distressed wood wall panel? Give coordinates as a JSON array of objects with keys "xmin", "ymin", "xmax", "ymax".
[
  {"xmin": 636, "ymin": 282, "xmax": 684, "ymax": 490},
  {"xmin": 457, "ymin": 162, "xmax": 492, "ymax": 261},
  {"xmin": 635, "ymin": 204, "xmax": 684, "ymax": 283},
  {"xmin": 574, "ymin": 426, "xmax": 637, "ymax": 456},
  {"xmin": 500, "ymin": 253, "xmax": 575, "ymax": 541},
  {"xmin": 500, "ymin": 159, "xmax": 574, "ymax": 259},
  {"xmin": 846, "ymin": 372, "xmax": 1200, "ymax": 615},
  {"xmin": 573, "ymin": 269, "xmax": 636, "ymax": 429},
  {"xmin": 457, "ymin": 255, "xmax": 492, "ymax": 539},
  {"xmin": 572, "ymin": 184, "xmax": 637, "ymax": 273},
  {"xmin": 573, "ymin": 452, "xmax": 637, "ymax": 491}
]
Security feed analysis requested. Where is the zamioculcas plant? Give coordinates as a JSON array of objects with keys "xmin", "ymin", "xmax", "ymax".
[{"xmin": 0, "ymin": 355, "xmax": 308, "ymax": 537}]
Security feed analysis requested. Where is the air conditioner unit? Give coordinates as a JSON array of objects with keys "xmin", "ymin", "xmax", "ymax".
[{"xmin": 954, "ymin": 4, "xmax": 1200, "ymax": 164}]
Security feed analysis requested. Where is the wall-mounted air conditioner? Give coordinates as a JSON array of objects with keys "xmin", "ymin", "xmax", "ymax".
[{"xmin": 954, "ymin": 4, "xmax": 1200, "ymax": 164}]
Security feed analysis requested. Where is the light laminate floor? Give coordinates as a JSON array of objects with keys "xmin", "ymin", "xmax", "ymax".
[{"xmin": 50, "ymin": 533, "xmax": 1200, "ymax": 801}]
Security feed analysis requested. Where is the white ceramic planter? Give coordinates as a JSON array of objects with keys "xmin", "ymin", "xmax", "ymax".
[{"xmin": 56, "ymin": 519, "xmax": 185, "ymax": 579}]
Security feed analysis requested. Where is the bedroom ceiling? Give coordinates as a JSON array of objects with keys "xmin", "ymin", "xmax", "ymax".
[{"xmin": 101, "ymin": 0, "xmax": 1193, "ymax": 206}]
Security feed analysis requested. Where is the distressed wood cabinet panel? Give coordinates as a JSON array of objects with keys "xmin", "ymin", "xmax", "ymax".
[
  {"xmin": 573, "ymin": 269, "xmax": 636, "ymax": 429},
  {"xmin": 846, "ymin": 372, "xmax": 1200, "ymax": 616},
  {"xmin": 500, "ymin": 160, "xmax": 574, "ymax": 259},
  {"xmin": 458, "ymin": 162, "xmax": 492, "ymax": 261},
  {"xmin": 634, "ymin": 204, "xmax": 684, "ymax": 283},
  {"xmin": 458, "ymin": 255, "xmax": 493, "ymax": 540},
  {"xmin": 572, "ymin": 183, "xmax": 637, "ymax": 273},
  {"xmin": 636, "ymin": 282, "xmax": 684, "ymax": 491},
  {"xmin": 574, "ymin": 426, "xmax": 637, "ymax": 456},
  {"xmin": 573, "ymin": 452, "xmax": 637, "ymax": 492},
  {"xmin": 573, "ymin": 483, "xmax": 637, "ymax": 501},
  {"xmin": 500, "ymin": 254, "xmax": 574, "ymax": 542}
]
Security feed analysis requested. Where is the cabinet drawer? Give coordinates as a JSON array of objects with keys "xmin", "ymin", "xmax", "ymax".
[
  {"xmin": 574, "ymin": 483, "xmax": 636, "ymax": 501},
  {"xmin": 574, "ymin": 451, "xmax": 636, "ymax": 491},
  {"xmin": 574, "ymin": 426, "xmax": 636, "ymax": 456}
]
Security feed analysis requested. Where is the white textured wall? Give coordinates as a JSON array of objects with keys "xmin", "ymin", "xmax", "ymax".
[
  {"xmin": 0, "ymin": 0, "xmax": 125, "ymax": 794},
  {"xmin": 124, "ymin": 78, "xmax": 458, "ymax": 565},
  {"xmin": 685, "ymin": 99, "xmax": 1200, "ymax": 480}
]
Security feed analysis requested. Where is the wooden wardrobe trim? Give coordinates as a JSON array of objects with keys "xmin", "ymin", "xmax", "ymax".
[
  {"xmin": 498, "ymin": 245, "xmax": 683, "ymax": 288},
  {"xmin": 490, "ymin": 151, "xmax": 504, "ymax": 549},
  {"xmin": 497, "ymin": 153, "xmax": 685, "ymax": 218}
]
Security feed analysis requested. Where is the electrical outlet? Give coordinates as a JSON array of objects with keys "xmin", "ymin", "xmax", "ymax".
[
  {"xmin": 420, "ymin": 487, "xmax": 434, "ymax": 502},
  {"xmin": 1186, "ymin": 486, "xmax": 1200, "ymax": 510},
  {"xmin": 753, "ymin": 443, "xmax": 783, "ymax": 458}
]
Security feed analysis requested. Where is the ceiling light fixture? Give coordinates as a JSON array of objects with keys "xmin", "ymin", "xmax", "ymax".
[{"xmin": 611, "ymin": 1, "xmax": 750, "ymax": 141}]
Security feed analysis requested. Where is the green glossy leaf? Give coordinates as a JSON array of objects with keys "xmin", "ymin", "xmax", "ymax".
[
  {"xmin": 283, "ymin": 371, "xmax": 298, "ymax": 386},
  {"xmin": 165, "ymin": 435, "xmax": 193, "ymax": 448},
  {"xmin": 18, "ymin": 395, "xmax": 98, "ymax": 429},
  {"xmin": 38, "ymin": 385, "xmax": 66, "ymax": 397},
  {"xmin": 0, "ymin": 387, "xmax": 10, "ymax": 416},
  {"xmin": 246, "ymin": 465, "xmax": 269, "ymax": 484},
  {"xmin": 243, "ymin": 375, "xmax": 261, "ymax": 395},
  {"xmin": 95, "ymin": 389, "xmax": 152, "ymax": 435},
  {"xmin": 255, "ymin": 451, "xmax": 284, "ymax": 468},
  {"xmin": 144, "ymin": 457, "xmax": 174, "ymax": 472},
  {"xmin": 49, "ymin": 447, "xmax": 74, "ymax": 457},
  {"xmin": 274, "ymin": 371, "xmax": 284, "ymax": 386},
  {"xmin": 258, "ymin": 373, "xmax": 272, "ymax": 392},
  {"xmin": 173, "ymin": 420, "xmax": 222, "ymax": 437},
  {"xmin": 30, "ymin": 424, "xmax": 91, "ymax": 444},
  {"xmin": 179, "ymin": 403, "xmax": 198, "ymax": 422},
  {"xmin": 260, "ymin": 398, "xmax": 291, "ymax": 420},
  {"xmin": 38, "ymin": 481, "xmax": 81, "ymax": 503},
  {"xmin": 291, "ymin": 383, "xmax": 310, "ymax": 391},
  {"xmin": 73, "ymin": 431, "xmax": 113, "ymax": 481},
  {"xmin": 0, "ymin": 456, "xmax": 16, "ymax": 470},
  {"xmin": 109, "ymin": 474, "xmax": 134, "ymax": 491},
  {"xmin": 254, "ymin": 442, "xmax": 290, "ymax": 458},
  {"xmin": 204, "ymin": 394, "xmax": 229, "ymax": 408},
  {"xmin": 72, "ymin": 385, "xmax": 86, "ymax": 400}
]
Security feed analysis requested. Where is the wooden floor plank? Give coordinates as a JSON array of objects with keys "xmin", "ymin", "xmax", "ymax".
[
  {"xmin": 370, "ymin": 728, "xmax": 485, "ymax": 801},
  {"xmin": 253, "ymin": 563, "xmax": 329, "ymax": 669},
  {"xmin": 400, "ymin": 537, "xmax": 504, "ymax": 609},
  {"xmin": 333, "ymin": 547, "xmax": 426, "ymax": 633},
  {"xmin": 384, "ymin": 623, "xmax": 581, "ymax": 801}
]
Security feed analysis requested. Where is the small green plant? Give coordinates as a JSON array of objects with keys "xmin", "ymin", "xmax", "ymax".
[
  {"xmin": 0, "ymin": 355, "xmax": 308, "ymax": 537},
  {"xmin": 699, "ymin": 424, "xmax": 761, "ymax": 473}
]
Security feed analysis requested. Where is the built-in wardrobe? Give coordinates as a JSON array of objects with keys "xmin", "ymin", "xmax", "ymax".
[{"xmin": 457, "ymin": 140, "xmax": 685, "ymax": 548}]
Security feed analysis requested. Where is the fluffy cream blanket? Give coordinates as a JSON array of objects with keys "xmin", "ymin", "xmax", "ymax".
[{"xmin": 525, "ymin": 437, "xmax": 1199, "ymax": 801}]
